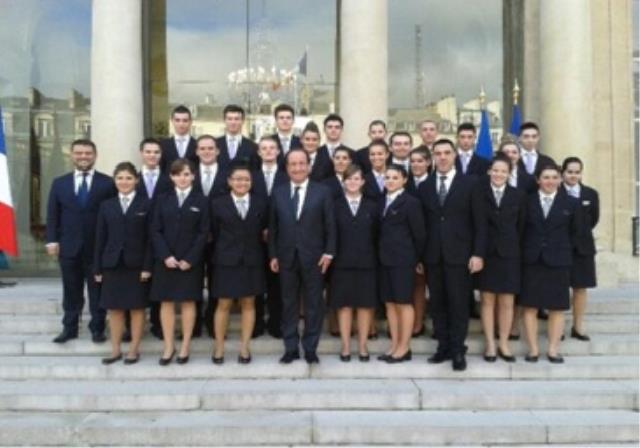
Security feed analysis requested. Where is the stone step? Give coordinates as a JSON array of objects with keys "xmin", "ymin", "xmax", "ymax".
[
  {"xmin": 0, "ymin": 355, "xmax": 636, "ymax": 381},
  {"xmin": 0, "ymin": 409, "xmax": 636, "ymax": 446},
  {"xmin": 1, "ymin": 332, "xmax": 636, "ymax": 357},
  {"xmin": 0, "ymin": 379, "xmax": 635, "ymax": 412},
  {"xmin": 0, "ymin": 312, "xmax": 637, "ymax": 336}
]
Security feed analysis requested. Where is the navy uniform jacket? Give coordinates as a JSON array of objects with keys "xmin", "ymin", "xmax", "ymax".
[
  {"xmin": 517, "ymin": 152, "xmax": 556, "ymax": 176},
  {"xmin": 455, "ymin": 153, "xmax": 491, "ymax": 178},
  {"xmin": 378, "ymin": 191, "xmax": 426, "ymax": 267},
  {"xmin": 406, "ymin": 176, "xmax": 429, "ymax": 198},
  {"xmin": 136, "ymin": 171, "xmax": 173, "ymax": 202},
  {"xmin": 93, "ymin": 194, "xmax": 154, "ymax": 274},
  {"xmin": 419, "ymin": 172, "xmax": 488, "ymax": 265},
  {"xmin": 250, "ymin": 167, "xmax": 289, "ymax": 202},
  {"xmin": 513, "ymin": 166, "xmax": 537, "ymax": 194},
  {"xmin": 46, "ymin": 171, "xmax": 116, "ymax": 258},
  {"xmin": 160, "ymin": 136, "xmax": 198, "ymax": 173},
  {"xmin": 309, "ymin": 149, "xmax": 334, "ymax": 181},
  {"xmin": 192, "ymin": 165, "xmax": 229, "ymax": 199},
  {"xmin": 562, "ymin": 183, "xmax": 599, "ymax": 256},
  {"xmin": 215, "ymin": 135, "xmax": 259, "ymax": 169},
  {"xmin": 322, "ymin": 176, "xmax": 344, "ymax": 199},
  {"xmin": 478, "ymin": 180, "xmax": 527, "ymax": 259},
  {"xmin": 522, "ymin": 190, "xmax": 580, "ymax": 267},
  {"xmin": 356, "ymin": 146, "xmax": 372, "ymax": 174},
  {"xmin": 268, "ymin": 181, "xmax": 337, "ymax": 269},
  {"xmin": 272, "ymin": 133, "xmax": 302, "ymax": 167},
  {"xmin": 151, "ymin": 190, "xmax": 210, "ymax": 266},
  {"xmin": 332, "ymin": 195, "xmax": 379, "ymax": 269},
  {"xmin": 363, "ymin": 171, "xmax": 386, "ymax": 202},
  {"xmin": 210, "ymin": 194, "xmax": 268, "ymax": 267}
]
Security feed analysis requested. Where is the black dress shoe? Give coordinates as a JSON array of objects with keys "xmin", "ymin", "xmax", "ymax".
[
  {"xmin": 452, "ymin": 354, "xmax": 467, "ymax": 371},
  {"xmin": 386, "ymin": 350, "xmax": 412, "ymax": 363},
  {"xmin": 279, "ymin": 351, "xmax": 300, "ymax": 364},
  {"xmin": 498, "ymin": 348, "xmax": 516, "ymax": 363},
  {"xmin": 212, "ymin": 355, "xmax": 224, "ymax": 364},
  {"xmin": 571, "ymin": 327, "xmax": 590, "ymax": 341},
  {"xmin": 483, "ymin": 354, "xmax": 497, "ymax": 363},
  {"xmin": 304, "ymin": 352, "xmax": 320, "ymax": 364},
  {"xmin": 159, "ymin": 350, "xmax": 176, "ymax": 366},
  {"xmin": 91, "ymin": 332, "xmax": 107, "ymax": 343},
  {"xmin": 339, "ymin": 354, "xmax": 351, "ymax": 362},
  {"xmin": 427, "ymin": 351, "xmax": 451, "ymax": 364},
  {"xmin": 524, "ymin": 354, "xmax": 539, "ymax": 363},
  {"xmin": 508, "ymin": 334, "xmax": 520, "ymax": 341},
  {"xmin": 101, "ymin": 353, "xmax": 122, "ymax": 365},
  {"xmin": 123, "ymin": 354, "xmax": 140, "ymax": 365},
  {"xmin": 52, "ymin": 329, "xmax": 78, "ymax": 344},
  {"xmin": 377, "ymin": 353, "xmax": 391, "ymax": 362},
  {"xmin": 359, "ymin": 353, "xmax": 370, "ymax": 362},
  {"xmin": 238, "ymin": 354, "xmax": 252, "ymax": 364},
  {"xmin": 547, "ymin": 354, "xmax": 564, "ymax": 364},
  {"xmin": 176, "ymin": 355, "xmax": 189, "ymax": 364},
  {"xmin": 122, "ymin": 330, "xmax": 132, "ymax": 343}
]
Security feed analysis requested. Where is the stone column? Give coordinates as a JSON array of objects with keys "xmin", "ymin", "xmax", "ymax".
[
  {"xmin": 339, "ymin": 0, "xmax": 388, "ymax": 148},
  {"xmin": 91, "ymin": 0, "xmax": 144, "ymax": 172}
]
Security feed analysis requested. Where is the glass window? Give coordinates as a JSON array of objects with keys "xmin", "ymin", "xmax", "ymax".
[
  {"xmin": 0, "ymin": 0, "xmax": 91, "ymax": 272},
  {"xmin": 388, "ymin": 0, "xmax": 503, "ymax": 146}
]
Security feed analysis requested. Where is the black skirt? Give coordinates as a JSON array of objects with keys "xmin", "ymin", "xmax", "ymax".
[
  {"xmin": 519, "ymin": 263, "xmax": 570, "ymax": 311},
  {"xmin": 211, "ymin": 265, "xmax": 265, "ymax": 298},
  {"xmin": 380, "ymin": 266, "xmax": 415, "ymax": 304},
  {"xmin": 477, "ymin": 255, "xmax": 521, "ymax": 294},
  {"xmin": 99, "ymin": 266, "xmax": 149, "ymax": 310},
  {"xmin": 570, "ymin": 254, "xmax": 596, "ymax": 289},
  {"xmin": 150, "ymin": 261, "xmax": 204, "ymax": 302},
  {"xmin": 329, "ymin": 268, "xmax": 378, "ymax": 309}
]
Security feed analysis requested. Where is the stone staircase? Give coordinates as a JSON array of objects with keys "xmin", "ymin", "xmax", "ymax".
[{"xmin": 0, "ymin": 278, "xmax": 637, "ymax": 446}]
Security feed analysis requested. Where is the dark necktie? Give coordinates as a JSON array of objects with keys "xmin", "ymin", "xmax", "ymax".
[
  {"xmin": 438, "ymin": 175, "xmax": 448, "ymax": 206},
  {"xmin": 77, "ymin": 172, "xmax": 89, "ymax": 207},
  {"xmin": 291, "ymin": 186, "xmax": 301, "ymax": 220}
]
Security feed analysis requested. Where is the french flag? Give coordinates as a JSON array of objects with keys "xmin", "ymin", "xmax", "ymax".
[{"xmin": 0, "ymin": 107, "xmax": 18, "ymax": 257}]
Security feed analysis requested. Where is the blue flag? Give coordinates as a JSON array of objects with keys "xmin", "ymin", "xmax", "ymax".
[
  {"xmin": 509, "ymin": 104, "xmax": 522, "ymax": 136},
  {"xmin": 475, "ymin": 109, "xmax": 493, "ymax": 160}
]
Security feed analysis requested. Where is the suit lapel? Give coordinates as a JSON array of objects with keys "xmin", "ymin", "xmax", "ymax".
[{"xmin": 442, "ymin": 172, "xmax": 462, "ymax": 207}]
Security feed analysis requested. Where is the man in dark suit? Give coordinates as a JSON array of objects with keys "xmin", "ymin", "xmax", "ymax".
[
  {"xmin": 319, "ymin": 113, "xmax": 354, "ymax": 160},
  {"xmin": 455, "ymin": 122, "xmax": 491, "ymax": 178},
  {"xmin": 271, "ymin": 104, "xmax": 301, "ymax": 166},
  {"xmin": 356, "ymin": 119, "xmax": 387, "ymax": 174},
  {"xmin": 46, "ymin": 139, "xmax": 117, "ymax": 343},
  {"xmin": 518, "ymin": 122, "xmax": 555, "ymax": 176},
  {"xmin": 160, "ymin": 105, "xmax": 198, "ymax": 173},
  {"xmin": 419, "ymin": 138, "xmax": 487, "ymax": 371},
  {"xmin": 215, "ymin": 104, "xmax": 258, "ymax": 169},
  {"xmin": 301, "ymin": 122, "xmax": 334, "ymax": 181},
  {"xmin": 388, "ymin": 131, "xmax": 412, "ymax": 172},
  {"xmin": 268, "ymin": 148, "xmax": 336, "ymax": 364},
  {"xmin": 417, "ymin": 119, "xmax": 438, "ymax": 152}
]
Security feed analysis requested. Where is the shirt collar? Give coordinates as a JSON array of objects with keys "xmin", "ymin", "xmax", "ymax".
[
  {"xmin": 74, "ymin": 168, "xmax": 94, "ymax": 177},
  {"xmin": 392, "ymin": 157, "xmax": 409, "ymax": 166},
  {"xmin": 226, "ymin": 133, "xmax": 242, "ymax": 142},
  {"xmin": 119, "ymin": 191, "xmax": 136, "ymax": 202},
  {"xmin": 522, "ymin": 148, "xmax": 538, "ymax": 156},
  {"xmin": 386, "ymin": 188, "xmax": 404, "ymax": 202},
  {"xmin": 142, "ymin": 166, "xmax": 160, "ymax": 176},
  {"xmin": 414, "ymin": 173, "xmax": 428, "ymax": 183},
  {"xmin": 539, "ymin": 190, "xmax": 557, "ymax": 202},
  {"xmin": 231, "ymin": 192, "xmax": 249, "ymax": 202},
  {"xmin": 491, "ymin": 183, "xmax": 506, "ymax": 194},
  {"xmin": 175, "ymin": 186, "xmax": 192, "ymax": 197},
  {"xmin": 564, "ymin": 182, "xmax": 580, "ymax": 193},
  {"xmin": 278, "ymin": 132, "xmax": 293, "ymax": 141},
  {"xmin": 436, "ymin": 168, "xmax": 456, "ymax": 179},
  {"xmin": 200, "ymin": 162, "xmax": 218, "ymax": 174},
  {"xmin": 457, "ymin": 149, "xmax": 473, "ymax": 158},
  {"xmin": 291, "ymin": 178, "xmax": 309, "ymax": 190},
  {"xmin": 174, "ymin": 134, "xmax": 189, "ymax": 142},
  {"xmin": 345, "ymin": 194, "xmax": 362, "ymax": 203},
  {"xmin": 262, "ymin": 162, "xmax": 277, "ymax": 172}
]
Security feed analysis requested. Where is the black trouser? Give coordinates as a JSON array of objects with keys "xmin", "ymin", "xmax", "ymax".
[
  {"xmin": 426, "ymin": 262, "xmax": 471, "ymax": 356},
  {"xmin": 59, "ymin": 252, "xmax": 105, "ymax": 334},
  {"xmin": 255, "ymin": 264, "xmax": 282, "ymax": 331},
  {"xmin": 280, "ymin": 254, "xmax": 325, "ymax": 354}
]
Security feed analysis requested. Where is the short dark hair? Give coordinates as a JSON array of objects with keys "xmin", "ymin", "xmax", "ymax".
[
  {"xmin": 386, "ymin": 164, "xmax": 408, "ymax": 179},
  {"xmin": 333, "ymin": 146, "xmax": 353, "ymax": 161},
  {"xmin": 258, "ymin": 135, "xmax": 280, "ymax": 147},
  {"xmin": 196, "ymin": 134, "xmax": 217, "ymax": 146},
  {"xmin": 301, "ymin": 121, "xmax": 321, "ymax": 137},
  {"xmin": 171, "ymin": 105, "xmax": 191, "ymax": 119},
  {"xmin": 410, "ymin": 147, "xmax": 431, "ymax": 161},
  {"xmin": 223, "ymin": 104, "xmax": 245, "ymax": 119},
  {"xmin": 274, "ymin": 103, "xmax": 295, "ymax": 119},
  {"xmin": 456, "ymin": 122, "xmax": 476, "ymax": 134},
  {"xmin": 562, "ymin": 156, "xmax": 583, "ymax": 172},
  {"xmin": 323, "ymin": 113, "xmax": 344, "ymax": 128},
  {"xmin": 113, "ymin": 161, "xmax": 138, "ymax": 178},
  {"xmin": 535, "ymin": 163, "xmax": 561, "ymax": 179},
  {"xmin": 369, "ymin": 139, "xmax": 389, "ymax": 152},
  {"xmin": 432, "ymin": 138, "xmax": 456, "ymax": 152},
  {"xmin": 343, "ymin": 164, "xmax": 364, "ymax": 181},
  {"xmin": 227, "ymin": 162, "xmax": 252, "ymax": 179},
  {"xmin": 139, "ymin": 137, "xmax": 161, "ymax": 152},
  {"xmin": 285, "ymin": 147, "xmax": 310, "ymax": 164},
  {"xmin": 490, "ymin": 153, "xmax": 513, "ymax": 172},
  {"xmin": 519, "ymin": 121, "xmax": 540, "ymax": 135},
  {"xmin": 389, "ymin": 131, "xmax": 413, "ymax": 146},
  {"xmin": 169, "ymin": 158, "xmax": 195, "ymax": 176},
  {"xmin": 369, "ymin": 119, "xmax": 387, "ymax": 131},
  {"xmin": 70, "ymin": 139, "xmax": 96, "ymax": 152}
]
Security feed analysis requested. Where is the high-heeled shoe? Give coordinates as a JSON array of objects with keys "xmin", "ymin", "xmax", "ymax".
[
  {"xmin": 571, "ymin": 327, "xmax": 590, "ymax": 341},
  {"xmin": 176, "ymin": 354, "xmax": 190, "ymax": 364},
  {"xmin": 547, "ymin": 354, "xmax": 564, "ymax": 364},
  {"xmin": 101, "ymin": 353, "xmax": 122, "ymax": 365},
  {"xmin": 358, "ymin": 353, "xmax": 370, "ymax": 362},
  {"xmin": 212, "ymin": 355, "xmax": 224, "ymax": 365},
  {"xmin": 238, "ymin": 353, "xmax": 252, "ymax": 364},
  {"xmin": 377, "ymin": 353, "xmax": 391, "ymax": 362},
  {"xmin": 339, "ymin": 353, "xmax": 351, "ymax": 362},
  {"xmin": 158, "ymin": 350, "xmax": 175, "ymax": 366},
  {"xmin": 483, "ymin": 353, "xmax": 497, "ymax": 363},
  {"xmin": 123, "ymin": 354, "xmax": 140, "ymax": 365},
  {"xmin": 498, "ymin": 348, "xmax": 516, "ymax": 363},
  {"xmin": 386, "ymin": 350, "xmax": 412, "ymax": 363},
  {"xmin": 524, "ymin": 354, "xmax": 539, "ymax": 363}
]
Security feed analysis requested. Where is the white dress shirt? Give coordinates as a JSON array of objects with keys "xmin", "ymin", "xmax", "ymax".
[
  {"xmin": 564, "ymin": 183, "xmax": 581, "ymax": 198},
  {"xmin": 521, "ymin": 149, "xmax": 539, "ymax": 175},
  {"xmin": 74, "ymin": 169, "xmax": 95, "ymax": 193},
  {"xmin": 508, "ymin": 166, "xmax": 518, "ymax": 187},
  {"xmin": 199, "ymin": 162, "xmax": 219, "ymax": 194},
  {"xmin": 291, "ymin": 179, "xmax": 309, "ymax": 220},
  {"xmin": 262, "ymin": 163, "xmax": 278, "ymax": 195},
  {"xmin": 435, "ymin": 168, "xmax": 456, "ymax": 192},
  {"xmin": 142, "ymin": 166, "xmax": 160, "ymax": 195},
  {"xmin": 278, "ymin": 133, "xmax": 293, "ymax": 154},
  {"xmin": 391, "ymin": 158, "xmax": 410, "ymax": 172},
  {"xmin": 457, "ymin": 149, "xmax": 473, "ymax": 173},
  {"xmin": 174, "ymin": 135, "xmax": 190, "ymax": 158},
  {"xmin": 232, "ymin": 193, "xmax": 250, "ymax": 218},
  {"xmin": 413, "ymin": 173, "xmax": 428, "ymax": 188},
  {"xmin": 345, "ymin": 194, "xmax": 362, "ymax": 216},
  {"xmin": 385, "ymin": 188, "xmax": 404, "ymax": 213},
  {"xmin": 175, "ymin": 186, "xmax": 192, "ymax": 206},
  {"xmin": 119, "ymin": 191, "xmax": 136, "ymax": 213}
]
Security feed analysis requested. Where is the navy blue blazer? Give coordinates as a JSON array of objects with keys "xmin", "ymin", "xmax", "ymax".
[
  {"xmin": 250, "ymin": 167, "xmax": 289, "ymax": 201},
  {"xmin": 455, "ymin": 153, "xmax": 491, "ymax": 178},
  {"xmin": 151, "ymin": 190, "xmax": 210, "ymax": 266},
  {"xmin": 363, "ymin": 171, "xmax": 386, "ymax": 202},
  {"xmin": 477, "ymin": 181, "xmax": 527, "ymax": 259},
  {"xmin": 333, "ymin": 195, "xmax": 379, "ymax": 269},
  {"xmin": 517, "ymin": 152, "xmax": 556, "ymax": 176},
  {"xmin": 94, "ymin": 194, "xmax": 154, "ymax": 274},
  {"xmin": 210, "ymin": 194, "xmax": 268, "ymax": 267},
  {"xmin": 562, "ymin": 183, "xmax": 599, "ymax": 256},
  {"xmin": 355, "ymin": 146, "xmax": 372, "ymax": 174},
  {"xmin": 46, "ymin": 171, "xmax": 116, "ymax": 258},
  {"xmin": 522, "ymin": 190, "xmax": 580, "ymax": 267},
  {"xmin": 136, "ymin": 171, "xmax": 173, "ymax": 202},
  {"xmin": 419, "ymin": 172, "xmax": 488, "ymax": 265},
  {"xmin": 192, "ymin": 165, "xmax": 229, "ymax": 199},
  {"xmin": 215, "ymin": 135, "xmax": 259, "ymax": 169},
  {"xmin": 406, "ymin": 175, "xmax": 429, "ymax": 198},
  {"xmin": 310, "ymin": 150, "xmax": 334, "ymax": 181},
  {"xmin": 272, "ymin": 134, "xmax": 302, "ymax": 167},
  {"xmin": 513, "ymin": 166, "xmax": 537, "ymax": 194},
  {"xmin": 160, "ymin": 136, "xmax": 198, "ymax": 173},
  {"xmin": 378, "ymin": 191, "xmax": 426, "ymax": 267},
  {"xmin": 268, "ymin": 181, "xmax": 337, "ymax": 268},
  {"xmin": 322, "ymin": 176, "xmax": 344, "ymax": 199}
]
